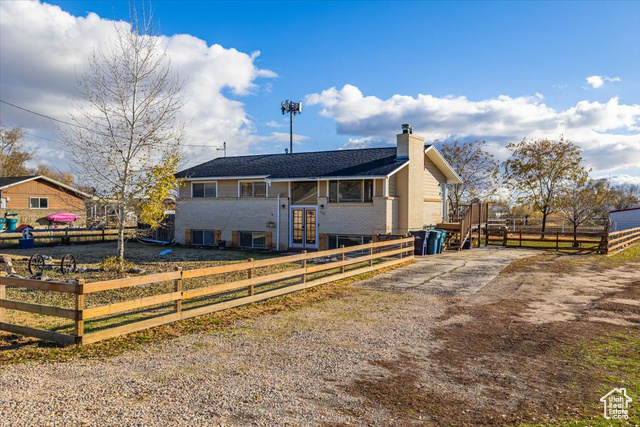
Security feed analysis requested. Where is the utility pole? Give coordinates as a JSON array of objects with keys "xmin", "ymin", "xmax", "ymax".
[{"xmin": 281, "ymin": 100, "xmax": 302, "ymax": 154}]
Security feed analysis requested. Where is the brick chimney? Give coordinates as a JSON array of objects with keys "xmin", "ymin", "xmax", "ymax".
[
  {"xmin": 396, "ymin": 124, "xmax": 424, "ymax": 160},
  {"xmin": 396, "ymin": 124, "xmax": 426, "ymax": 233}
]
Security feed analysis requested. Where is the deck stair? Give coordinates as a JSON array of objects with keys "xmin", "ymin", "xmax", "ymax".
[{"xmin": 437, "ymin": 203, "xmax": 489, "ymax": 250}]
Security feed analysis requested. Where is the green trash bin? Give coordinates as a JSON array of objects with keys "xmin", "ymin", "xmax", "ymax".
[
  {"xmin": 6, "ymin": 218, "xmax": 19, "ymax": 231},
  {"xmin": 426, "ymin": 230, "xmax": 439, "ymax": 255},
  {"xmin": 0, "ymin": 218, "xmax": 5, "ymax": 230}
]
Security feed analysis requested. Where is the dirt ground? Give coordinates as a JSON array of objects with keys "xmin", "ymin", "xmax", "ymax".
[
  {"xmin": 0, "ymin": 241, "xmax": 275, "ymax": 281},
  {"xmin": 1, "ymin": 246, "xmax": 639, "ymax": 426}
]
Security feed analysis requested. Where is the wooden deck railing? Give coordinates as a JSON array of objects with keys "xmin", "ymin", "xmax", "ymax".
[{"xmin": 0, "ymin": 237, "xmax": 414, "ymax": 345}]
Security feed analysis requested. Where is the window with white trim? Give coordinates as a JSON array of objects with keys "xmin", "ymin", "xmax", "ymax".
[
  {"xmin": 328, "ymin": 180, "xmax": 373, "ymax": 203},
  {"xmin": 191, "ymin": 230, "xmax": 216, "ymax": 246},
  {"xmin": 239, "ymin": 231, "xmax": 266, "ymax": 248},
  {"xmin": 192, "ymin": 182, "xmax": 217, "ymax": 198},
  {"xmin": 240, "ymin": 181, "xmax": 267, "ymax": 197},
  {"xmin": 30, "ymin": 197, "xmax": 49, "ymax": 209}
]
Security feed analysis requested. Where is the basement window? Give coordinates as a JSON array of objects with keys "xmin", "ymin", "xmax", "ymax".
[
  {"xmin": 30, "ymin": 197, "xmax": 49, "ymax": 209},
  {"xmin": 192, "ymin": 230, "xmax": 216, "ymax": 246},
  {"xmin": 239, "ymin": 231, "xmax": 266, "ymax": 248},
  {"xmin": 327, "ymin": 235, "xmax": 372, "ymax": 249}
]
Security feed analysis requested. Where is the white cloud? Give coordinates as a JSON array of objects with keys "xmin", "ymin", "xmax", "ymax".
[
  {"xmin": 264, "ymin": 120, "xmax": 285, "ymax": 128},
  {"xmin": 306, "ymin": 84, "xmax": 640, "ymax": 175},
  {"xmin": 0, "ymin": 1, "xmax": 276, "ymax": 169},
  {"xmin": 340, "ymin": 137, "xmax": 390, "ymax": 150},
  {"xmin": 586, "ymin": 75, "xmax": 622, "ymax": 88}
]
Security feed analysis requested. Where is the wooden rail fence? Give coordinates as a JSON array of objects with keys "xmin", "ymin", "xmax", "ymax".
[
  {"xmin": 487, "ymin": 227, "xmax": 640, "ymax": 255},
  {"xmin": 0, "ymin": 227, "xmax": 136, "ymax": 247},
  {"xmin": 0, "ymin": 237, "xmax": 414, "ymax": 345},
  {"xmin": 606, "ymin": 227, "xmax": 640, "ymax": 254}
]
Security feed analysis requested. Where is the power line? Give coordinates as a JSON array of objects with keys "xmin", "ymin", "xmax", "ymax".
[
  {"xmin": 0, "ymin": 99, "xmax": 78, "ymax": 129},
  {"xmin": 1, "ymin": 98, "xmax": 224, "ymax": 149}
]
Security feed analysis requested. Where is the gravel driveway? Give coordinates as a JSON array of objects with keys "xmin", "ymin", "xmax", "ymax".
[{"xmin": 0, "ymin": 247, "xmax": 550, "ymax": 426}]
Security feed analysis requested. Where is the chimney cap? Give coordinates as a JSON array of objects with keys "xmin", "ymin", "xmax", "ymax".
[{"xmin": 401, "ymin": 124, "xmax": 412, "ymax": 134}]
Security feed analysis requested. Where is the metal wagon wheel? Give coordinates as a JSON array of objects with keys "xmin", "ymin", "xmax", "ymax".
[
  {"xmin": 28, "ymin": 254, "xmax": 46, "ymax": 275},
  {"xmin": 60, "ymin": 254, "xmax": 77, "ymax": 274}
]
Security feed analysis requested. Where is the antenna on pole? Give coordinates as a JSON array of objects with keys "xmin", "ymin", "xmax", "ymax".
[
  {"xmin": 281, "ymin": 100, "xmax": 302, "ymax": 154},
  {"xmin": 216, "ymin": 141, "xmax": 227, "ymax": 157}
]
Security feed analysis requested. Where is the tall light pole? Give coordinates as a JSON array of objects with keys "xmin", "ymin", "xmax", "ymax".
[{"xmin": 281, "ymin": 100, "xmax": 302, "ymax": 154}]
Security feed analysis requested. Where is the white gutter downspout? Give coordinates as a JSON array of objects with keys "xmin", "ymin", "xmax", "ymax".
[
  {"xmin": 276, "ymin": 193, "xmax": 281, "ymax": 251},
  {"xmin": 442, "ymin": 183, "xmax": 448, "ymax": 222}
]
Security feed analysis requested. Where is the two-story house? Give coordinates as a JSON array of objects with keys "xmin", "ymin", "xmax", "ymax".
[{"xmin": 175, "ymin": 125, "xmax": 461, "ymax": 251}]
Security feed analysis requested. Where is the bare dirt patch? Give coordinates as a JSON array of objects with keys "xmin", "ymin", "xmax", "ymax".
[{"xmin": 342, "ymin": 251, "xmax": 640, "ymax": 426}]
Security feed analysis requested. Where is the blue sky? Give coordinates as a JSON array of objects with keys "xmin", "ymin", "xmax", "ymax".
[{"xmin": 1, "ymin": 1, "xmax": 639, "ymax": 182}]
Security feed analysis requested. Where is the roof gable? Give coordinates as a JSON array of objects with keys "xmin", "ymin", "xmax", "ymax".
[{"xmin": 0, "ymin": 175, "xmax": 91, "ymax": 198}]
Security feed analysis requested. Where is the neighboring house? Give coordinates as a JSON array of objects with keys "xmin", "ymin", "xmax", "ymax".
[
  {"xmin": 609, "ymin": 207, "xmax": 640, "ymax": 231},
  {"xmin": 0, "ymin": 176, "xmax": 91, "ymax": 228},
  {"xmin": 175, "ymin": 125, "xmax": 462, "ymax": 251}
]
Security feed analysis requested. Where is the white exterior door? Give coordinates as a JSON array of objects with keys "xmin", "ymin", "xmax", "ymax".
[{"xmin": 290, "ymin": 207, "xmax": 317, "ymax": 249}]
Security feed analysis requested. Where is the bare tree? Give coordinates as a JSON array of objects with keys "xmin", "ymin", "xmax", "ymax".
[
  {"xmin": 557, "ymin": 177, "xmax": 604, "ymax": 245},
  {"xmin": 59, "ymin": 5, "xmax": 184, "ymax": 262},
  {"xmin": 0, "ymin": 122, "xmax": 32, "ymax": 176},
  {"xmin": 439, "ymin": 140, "xmax": 500, "ymax": 210},
  {"xmin": 503, "ymin": 137, "xmax": 587, "ymax": 237}
]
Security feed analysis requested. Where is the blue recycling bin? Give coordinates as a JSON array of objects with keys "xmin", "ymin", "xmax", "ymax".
[
  {"xmin": 0, "ymin": 218, "xmax": 5, "ymax": 230},
  {"xmin": 6, "ymin": 218, "xmax": 18, "ymax": 231},
  {"xmin": 18, "ymin": 238, "xmax": 34, "ymax": 249},
  {"xmin": 426, "ymin": 230, "xmax": 439, "ymax": 255},
  {"xmin": 436, "ymin": 229, "xmax": 447, "ymax": 253}
]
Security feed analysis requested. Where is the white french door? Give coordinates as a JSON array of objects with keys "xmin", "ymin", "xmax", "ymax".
[{"xmin": 290, "ymin": 207, "xmax": 317, "ymax": 249}]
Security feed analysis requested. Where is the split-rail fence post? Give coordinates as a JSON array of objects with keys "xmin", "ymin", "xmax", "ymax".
[
  {"xmin": 75, "ymin": 279, "xmax": 86, "ymax": 344},
  {"xmin": 174, "ymin": 267, "xmax": 183, "ymax": 313},
  {"xmin": 247, "ymin": 259, "xmax": 255, "ymax": 296},
  {"xmin": 302, "ymin": 251, "xmax": 307, "ymax": 283},
  {"xmin": 0, "ymin": 272, "xmax": 5, "ymax": 323}
]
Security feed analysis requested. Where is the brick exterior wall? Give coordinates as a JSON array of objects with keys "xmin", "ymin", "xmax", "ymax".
[
  {"xmin": 175, "ymin": 196, "xmax": 289, "ymax": 249},
  {"xmin": 317, "ymin": 196, "xmax": 394, "ymax": 236}
]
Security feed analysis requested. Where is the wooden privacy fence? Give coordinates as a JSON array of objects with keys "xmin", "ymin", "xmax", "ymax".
[
  {"xmin": 0, "ymin": 237, "xmax": 414, "ymax": 345},
  {"xmin": 0, "ymin": 227, "xmax": 136, "ymax": 247}
]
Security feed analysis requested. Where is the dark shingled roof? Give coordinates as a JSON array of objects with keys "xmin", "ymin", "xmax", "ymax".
[
  {"xmin": 176, "ymin": 147, "xmax": 423, "ymax": 179},
  {"xmin": 0, "ymin": 176, "xmax": 38, "ymax": 188}
]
